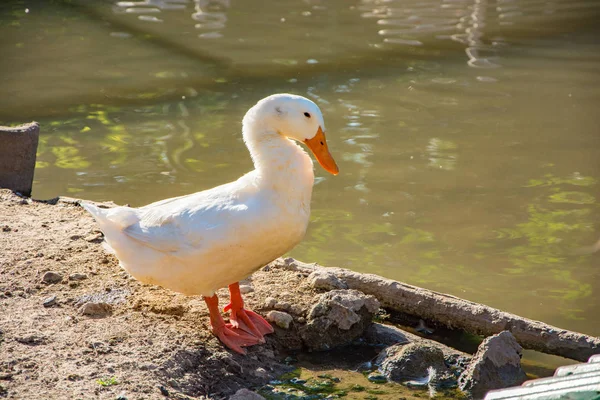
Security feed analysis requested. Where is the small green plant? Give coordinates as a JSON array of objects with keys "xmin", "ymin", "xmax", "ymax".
[
  {"xmin": 96, "ymin": 376, "xmax": 118, "ymax": 387},
  {"xmin": 350, "ymin": 384, "xmax": 366, "ymax": 392}
]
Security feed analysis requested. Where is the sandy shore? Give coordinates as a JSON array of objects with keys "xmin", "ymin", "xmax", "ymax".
[{"xmin": 1, "ymin": 189, "xmax": 340, "ymax": 399}]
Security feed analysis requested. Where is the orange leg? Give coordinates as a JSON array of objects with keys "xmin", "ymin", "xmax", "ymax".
[
  {"xmin": 223, "ymin": 282, "xmax": 274, "ymax": 341},
  {"xmin": 203, "ymin": 293, "xmax": 261, "ymax": 355}
]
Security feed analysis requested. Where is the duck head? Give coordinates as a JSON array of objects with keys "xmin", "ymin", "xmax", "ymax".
[{"xmin": 246, "ymin": 94, "xmax": 339, "ymax": 175}]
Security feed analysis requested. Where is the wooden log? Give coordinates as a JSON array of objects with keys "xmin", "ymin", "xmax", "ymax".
[
  {"xmin": 0, "ymin": 122, "xmax": 40, "ymax": 197},
  {"xmin": 275, "ymin": 258, "xmax": 600, "ymax": 362}
]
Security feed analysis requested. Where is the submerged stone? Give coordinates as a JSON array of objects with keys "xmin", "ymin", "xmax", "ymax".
[{"xmin": 376, "ymin": 342, "xmax": 447, "ymax": 383}]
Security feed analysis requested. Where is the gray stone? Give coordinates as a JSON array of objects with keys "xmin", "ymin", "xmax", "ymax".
[
  {"xmin": 363, "ymin": 322, "xmax": 412, "ymax": 346},
  {"xmin": 228, "ymin": 388, "xmax": 266, "ymax": 400},
  {"xmin": 266, "ymin": 311, "xmax": 293, "ymax": 329},
  {"xmin": 69, "ymin": 273, "xmax": 88, "ymax": 281},
  {"xmin": 307, "ymin": 270, "xmax": 348, "ymax": 290},
  {"xmin": 274, "ymin": 301, "xmax": 291, "ymax": 311},
  {"xmin": 376, "ymin": 342, "xmax": 448, "ymax": 382},
  {"xmin": 15, "ymin": 331, "xmax": 48, "ymax": 345},
  {"xmin": 42, "ymin": 296, "xmax": 57, "ymax": 308},
  {"xmin": 459, "ymin": 331, "xmax": 527, "ymax": 398},
  {"xmin": 0, "ymin": 122, "xmax": 39, "ymax": 197},
  {"xmin": 79, "ymin": 302, "xmax": 113, "ymax": 317},
  {"xmin": 264, "ymin": 297, "xmax": 277, "ymax": 308},
  {"xmin": 252, "ymin": 367, "xmax": 271, "ymax": 379},
  {"xmin": 42, "ymin": 271, "xmax": 63, "ymax": 284},
  {"xmin": 239, "ymin": 284, "xmax": 254, "ymax": 294},
  {"xmin": 367, "ymin": 372, "xmax": 387, "ymax": 383},
  {"xmin": 298, "ymin": 289, "xmax": 379, "ymax": 351}
]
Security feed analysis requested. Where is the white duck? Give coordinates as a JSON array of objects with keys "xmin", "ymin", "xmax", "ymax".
[{"xmin": 81, "ymin": 94, "xmax": 339, "ymax": 354}]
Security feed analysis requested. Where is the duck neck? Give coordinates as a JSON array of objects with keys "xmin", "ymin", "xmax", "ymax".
[{"xmin": 243, "ymin": 122, "xmax": 315, "ymax": 190}]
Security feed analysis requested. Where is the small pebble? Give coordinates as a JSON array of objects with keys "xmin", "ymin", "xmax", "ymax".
[
  {"xmin": 15, "ymin": 332, "xmax": 47, "ymax": 345},
  {"xmin": 264, "ymin": 297, "xmax": 277, "ymax": 308},
  {"xmin": 239, "ymin": 284, "xmax": 254, "ymax": 294},
  {"xmin": 43, "ymin": 296, "xmax": 57, "ymax": 308},
  {"xmin": 367, "ymin": 372, "xmax": 387, "ymax": 383},
  {"xmin": 85, "ymin": 233, "xmax": 102, "ymax": 242},
  {"xmin": 266, "ymin": 310, "xmax": 293, "ymax": 329},
  {"xmin": 42, "ymin": 271, "xmax": 62, "ymax": 284},
  {"xmin": 69, "ymin": 273, "xmax": 88, "ymax": 281},
  {"xmin": 274, "ymin": 301, "xmax": 291, "ymax": 311},
  {"xmin": 79, "ymin": 302, "xmax": 112, "ymax": 317},
  {"xmin": 253, "ymin": 367, "xmax": 270, "ymax": 379},
  {"xmin": 284, "ymin": 356, "xmax": 297, "ymax": 363},
  {"xmin": 158, "ymin": 386, "xmax": 169, "ymax": 396},
  {"xmin": 139, "ymin": 363, "xmax": 157, "ymax": 371}
]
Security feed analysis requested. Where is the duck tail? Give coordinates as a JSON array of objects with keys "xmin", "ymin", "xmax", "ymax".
[
  {"xmin": 80, "ymin": 201, "xmax": 105, "ymax": 220},
  {"xmin": 79, "ymin": 201, "xmax": 139, "ymax": 230}
]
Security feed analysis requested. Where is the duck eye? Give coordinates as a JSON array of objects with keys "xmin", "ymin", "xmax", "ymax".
[{"xmin": 304, "ymin": 112, "xmax": 311, "ymax": 118}]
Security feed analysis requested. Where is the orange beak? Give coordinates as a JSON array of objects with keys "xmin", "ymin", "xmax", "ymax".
[{"xmin": 304, "ymin": 126, "xmax": 339, "ymax": 175}]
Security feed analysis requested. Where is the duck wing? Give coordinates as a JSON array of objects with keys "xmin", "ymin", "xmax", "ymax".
[{"xmin": 122, "ymin": 179, "xmax": 254, "ymax": 256}]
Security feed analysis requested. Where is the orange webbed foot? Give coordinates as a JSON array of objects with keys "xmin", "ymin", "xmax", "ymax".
[
  {"xmin": 224, "ymin": 303, "xmax": 275, "ymax": 341},
  {"xmin": 224, "ymin": 282, "xmax": 275, "ymax": 341},
  {"xmin": 211, "ymin": 323, "xmax": 262, "ymax": 355}
]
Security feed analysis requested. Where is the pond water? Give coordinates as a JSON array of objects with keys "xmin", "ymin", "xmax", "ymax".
[{"xmin": 1, "ymin": 0, "xmax": 599, "ymax": 367}]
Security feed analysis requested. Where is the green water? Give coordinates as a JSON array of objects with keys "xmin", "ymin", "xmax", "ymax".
[{"xmin": 1, "ymin": 0, "xmax": 599, "ymax": 367}]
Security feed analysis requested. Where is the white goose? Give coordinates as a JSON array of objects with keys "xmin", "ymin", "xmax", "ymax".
[{"xmin": 82, "ymin": 94, "xmax": 339, "ymax": 354}]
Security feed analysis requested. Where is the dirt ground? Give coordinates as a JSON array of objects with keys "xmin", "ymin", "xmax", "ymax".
[{"xmin": 0, "ymin": 189, "xmax": 331, "ymax": 399}]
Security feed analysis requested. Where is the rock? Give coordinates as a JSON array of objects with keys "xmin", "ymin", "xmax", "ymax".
[
  {"xmin": 79, "ymin": 302, "xmax": 113, "ymax": 317},
  {"xmin": 252, "ymin": 367, "xmax": 270, "ymax": 379},
  {"xmin": 239, "ymin": 284, "xmax": 254, "ymax": 294},
  {"xmin": 266, "ymin": 311, "xmax": 293, "ymax": 329},
  {"xmin": 229, "ymin": 388, "xmax": 266, "ymax": 400},
  {"xmin": 307, "ymin": 270, "xmax": 348, "ymax": 290},
  {"xmin": 69, "ymin": 273, "xmax": 88, "ymax": 281},
  {"xmin": 264, "ymin": 297, "xmax": 277, "ymax": 308},
  {"xmin": 0, "ymin": 122, "xmax": 39, "ymax": 197},
  {"xmin": 367, "ymin": 372, "xmax": 387, "ymax": 383},
  {"xmin": 84, "ymin": 233, "xmax": 103, "ymax": 242},
  {"xmin": 0, "ymin": 372, "xmax": 13, "ymax": 380},
  {"xmin": 42, "ymin": 271, "xmax": 63, "ymax": 284},
  {"xmin": 274, "ymin": 301, "xmax": 291, "ymax": 311},
  {"xmin": 458, "ymin": 331, "xmax": 527, "ymax": 398},
  {"xmin": 376, "ymin": 342, "xmax": 448, "ymax": 383},
  {"xmin": 363, "ymin": 323, "xmax": 412, "ymax": 346},
  {"xmin": 298, "ymin": 289, "xmax": 380, "ymax": 351},
  {"xmin": 42, "ymin": 296, "xmax": 57, "ymax": 308},
  {"xmin": 158, "ymin": 385, "xmax": 169, "ymax": 396},
  {"xmin": 15, "ymin": 331, "xmax": 48, "ymax": 345}
]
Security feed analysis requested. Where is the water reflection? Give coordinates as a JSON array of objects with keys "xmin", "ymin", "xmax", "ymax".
[
  {"xmin": 359, "ymin": 0, "xmax": 505, "ymax": 67},
  {"xmin": 426, "ymin": 138, "xmax": 457, "ymax": 170},
  {"xmin": 358, "ymin": 0, "xmax": 594, "ymax": 69},
  {"xmin": 193, "ymin": 0, "xmax": 229, "ymax": 39}
]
